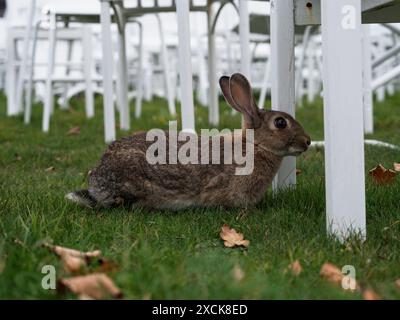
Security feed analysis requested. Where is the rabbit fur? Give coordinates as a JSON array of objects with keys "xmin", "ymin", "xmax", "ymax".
[{"xmin": 66, "ymin": 73, "xmax": 311, "ymax": 210}]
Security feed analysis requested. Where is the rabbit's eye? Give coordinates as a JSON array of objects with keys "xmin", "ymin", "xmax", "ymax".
[{"xmin": 274, "ymin": 117, "xmax": 287, "ymax": 129}]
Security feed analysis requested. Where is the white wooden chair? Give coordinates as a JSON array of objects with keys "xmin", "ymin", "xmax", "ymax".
[
  {"xmin": 6, "ymin": 0, "xmax": 99, "ymax": 128},
  {"xmin": 273, "ymin": 0, "xmax": 400, "ymax": 240},
  {"xmin": 13, "ymin": 0, "xmax": 146, "ymax": 134},
  {"xmin": 99, "ymin": 0, "xmax": 253, "ymax": 141}
]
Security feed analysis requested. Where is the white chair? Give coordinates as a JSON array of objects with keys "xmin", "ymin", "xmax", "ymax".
[
  {"xmin": 14, "ymin": 0, "xmax": 145, "ymax": 134},
  {"xmin": 23, "ymin": 23, "xmax": 97, "ymax": 127},
  {"xmin": 6, "ymin": 0, "xmax": 98, "ymax": 127},
  {"xmin": 99, "ymin": 0, "xmax": 253, "ymax": 141}
]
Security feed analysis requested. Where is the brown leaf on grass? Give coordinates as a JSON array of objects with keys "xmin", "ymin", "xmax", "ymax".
[
  {"xmin": 220, "ymin": 224, "xmax": 249, "ymax": 248},
  {"xmin": 45, "ymin": 166, "xmax": 55, "ymax": 172},
  {"xmin": 43, "ymin": 243, "xmax": 101, "ymax": 273},
  {"xmin": 50, "ymin": 245, "xmax": 102, "ymax": 258},
  {"xmin": 232, "ymin": 264, "xmax": 245, "ymax": 281},
  {"xmin": 369, "ymin": 164, "xmax": 396, "ymax": 185},
  {"xmin": 288, "ymin": 260, "xmax": 303, "ymax": 276},
  {"xmin": 59, "ymin": 273, "xmax": 123, "ymax": 300},
  {"xmin": 394, "ymin": 163, "xmax": 400, "ymax": 172},
  {"xmin": 320, "ymin": 262, "xmax": 343, "ymax": 285},
  {"xmin": 296, "ymin": 168, "xmax": 302, "ymax": 176},
  {"xmin": 67, "ymin": 126, "xmax": 80, "ymax": 136},
  {"xmin": 362, "ymin": 288, "xmax": 381, "ymax": 300}
]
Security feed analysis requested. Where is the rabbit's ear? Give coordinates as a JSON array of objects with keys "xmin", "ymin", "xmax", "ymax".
[
  {"xmin": 229, "ymin": 73, "xmax": 262, "ymax": 128},
  {"xmin": 219, "ymin": 76, "xmax": 242, "ymax": 113}
]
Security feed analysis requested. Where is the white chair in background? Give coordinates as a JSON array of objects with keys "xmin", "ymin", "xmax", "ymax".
[
  {"xmin": 13, "ymin": 0, "xmax": 146, "ymax": 135},
  {"xmin": 128, "ymin": 14, "xmax": 175, "ymax": 119},
  {"xmin": 11, "ymin": 0, "xmax": 99, "ymax": 131},
  {"xmin": 371, "ymin": 25, "xmax": 400, "ymax": 101},
  {"xmin": 99, "ymin": 0, "xmax": 253, "ymax": 141},
  {"xmin": 22, "ymin": 23, "xmax": 97, "ymax": 127},
  {"xmin": 4, "ymin": 0, "xmax": 39, "ymax": 116}
]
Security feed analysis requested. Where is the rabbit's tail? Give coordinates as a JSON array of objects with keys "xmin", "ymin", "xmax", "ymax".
[{"xmin": 65, "ymin": 189, "xmax": 97, "ymax": 208}]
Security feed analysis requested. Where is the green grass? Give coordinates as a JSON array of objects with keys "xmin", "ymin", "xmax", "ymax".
[{"xmin": 0, "ymin": 91, "xmax": 400, "ymax": 300}]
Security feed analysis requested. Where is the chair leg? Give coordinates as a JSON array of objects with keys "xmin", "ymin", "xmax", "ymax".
[
  {"xmin": 157, "ymin": 14, "xmax": 176, "ymax": 116},
  {"xmin": 194, "ymin": 14, "xmax": 207, "ymax": 107},
  {"xmin": 116, "ymin": 20, "xmax": 129, "ymax": 130},
  {"xmin": 134, "ymin": 22, "xmax": 143, "ymax": 119},
  {"xmin": 16, "ymin": 0, "xmax": 37, "ymax": 115},
  {"xmin": 362, "ymin": 25, "xmax": 373, "ymax": 134},
  {"xmin": 239, "ymin": 0, "xmax": 251, "ymax": 78},
  {"xmin": 6, "ymin": 29, "xmax": 17, "ymax": 116},
  {"xmin": 24, "ymin": 20, "xmax": 40, "ymax": 124},
  {"xmin": 83, "ymin": 26, "xmax": 94, "ymax": 118},
  {"xmin": 207, "ymin": 1, "xmax": 219, "ymax": 125},
  {"xmin": 176, "ymin": 0, "xmax": 195, "ymax": 132},
  {"xmin": 258, "ymin": 57, "xmax": 271, "ymax": 108},
  {"xmin": 321, "ymin": 0, "xmax": 366, "ymax": 240},
  {"xmin": 295, "ymin": 26, "xmax": 312, "ymax": 106},
  {"xmin": 43, "ymin": 13, "xmax": 57, "ymax": 133},
  {"xmin": 60, "ymin": 39, "xmax": 74, "ymax": 110},
  {"xmin": 143, "ymin": 61, "xmax": 153, "ymax": 102},
  {"xmin": 100, "ymin": 0, "xmax": 116, "ymax": 142},
  {"xmin": 270, "ymin": 0, "xmax": 296, "ymax": 189},
  {"xmin": 306, "ymin": 40, "xmax": 317, "ymax": 104}
]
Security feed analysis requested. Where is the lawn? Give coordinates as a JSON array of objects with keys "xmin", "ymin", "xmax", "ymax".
[{"xmin": 0, "ymin": 91, "xmax": 400, "ymax": 299}]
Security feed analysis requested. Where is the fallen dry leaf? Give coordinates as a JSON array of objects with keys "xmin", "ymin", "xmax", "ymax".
[
  {"xmin": 362, "ymin": 288, "xmax": 381, "ymax": 300},
  {"xmin": 48, "ymin": 245, "xmax": 102, "ymax": 258},
  {"xmin": 67, "ymin": 126, "xmax": 80, "ymax": 136},
  {"xmin": 369, "ymin": 164, "xmax": 396, "ymax": 185},
  {"xmin": 59, "ymin": 273, "xmax": 123, "ymax": 300},
  {"xmin": 44, "ymin": 243, "xmax": 101, "ymax": 273},
  {"xmin": 288, "ymin": 260, "xmax": 303, "ymax": 276},
  {"xmin": 320, "ymin": 262, "xmax": 343, "ymax": 285},
  {"xmin": 232, "ymin": 264, "xmax": 245, "ymax": 281},
  {"xmin": 296, "ymin": 168, "xmax": 302, "ymax": 176},
  {"xmin": 45, "ymin": 166, "xmax": 55, "ymax": 172},
  {"xmin": 394, "ymin": 163, "xmax": 400, "ymax": 172},
  {"xmin": 220, "ymin": 224, "xmax": 249, "ymax": 248}
]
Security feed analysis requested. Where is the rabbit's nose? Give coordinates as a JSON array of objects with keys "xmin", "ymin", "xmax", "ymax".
[
  {"xmin": 304, "ymin": 134, "xmax": 311, "ymax": 146},
  {"xmin": 299, "ymin": 135, "xmax": 311, "ymax": 149}
]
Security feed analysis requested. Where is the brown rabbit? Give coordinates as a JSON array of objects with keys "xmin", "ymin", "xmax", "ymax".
[{"xmin": 66, "ymin": 73, "xmax": 311, "ymax": 210}]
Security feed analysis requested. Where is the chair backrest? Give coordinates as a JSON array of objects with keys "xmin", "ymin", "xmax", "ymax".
[{"xmin": 4, "ymin": 0, "xmax": 93, "ymax": 25}]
